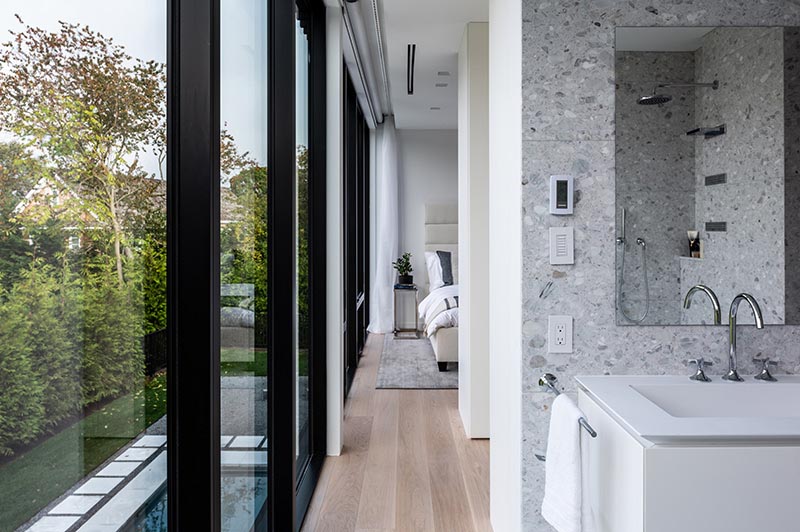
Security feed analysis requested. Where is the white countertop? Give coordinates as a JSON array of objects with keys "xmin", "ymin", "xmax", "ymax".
[{"xmin": 575, "ymin": 375, "xmax": 800, "ymax": 445}]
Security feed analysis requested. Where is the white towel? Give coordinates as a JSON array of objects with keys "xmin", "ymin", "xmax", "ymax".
[{"xmin": 541, "ymin": 394, "xmax": 595, "ymax": 532}]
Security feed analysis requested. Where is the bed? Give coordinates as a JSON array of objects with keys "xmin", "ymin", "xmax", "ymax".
[{"xmin": 419, "ymin": 203, "xmax": 459, "ymax": 371}]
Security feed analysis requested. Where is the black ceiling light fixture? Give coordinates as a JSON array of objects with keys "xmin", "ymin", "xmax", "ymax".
[{"xmin": 407, "ymin": 43, "xmax": 416, "ymax": 95}]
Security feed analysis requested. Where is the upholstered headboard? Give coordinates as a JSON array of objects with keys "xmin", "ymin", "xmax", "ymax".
[{"xmin": 424, "ymin": 203, "xmax": 458, "ymax": 286}]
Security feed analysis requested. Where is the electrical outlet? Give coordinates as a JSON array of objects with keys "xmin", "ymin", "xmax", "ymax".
[{"xmin": 548, "ymin": 315, "xmax": 573, "ymax": 353}]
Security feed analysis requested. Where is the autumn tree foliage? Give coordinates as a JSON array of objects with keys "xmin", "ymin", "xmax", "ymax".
[{"xmin": 0, "ymin": 17, "xmax": 166, "ymax": 285}]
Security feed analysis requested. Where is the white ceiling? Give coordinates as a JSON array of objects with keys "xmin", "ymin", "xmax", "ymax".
[
  {"xmin": 380, "ymin": 0, "xmax": 488, "ymax": 130},
  {"xmin": 616, "ymin": 27, "xmax": 715, "ymax": 52}
]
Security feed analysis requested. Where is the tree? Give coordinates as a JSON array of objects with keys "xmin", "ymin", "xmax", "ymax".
[
  {"xmin": 0, "ymin": 281, "xmax": 45, "ymax": 455},
  {"xmin": 225, "ymin": 162, "xmax": 269, "ymax": 346},
  {"xmin": 0, "ymin": 17, "xmax": 166, "ymax": 286},
  {"xmin": 15, "ymin": 262, "xmax": 81, "ymax": 427},
  {"xmin": 0, "ymin": 142, "xmax": 41, "ymax": 287}
]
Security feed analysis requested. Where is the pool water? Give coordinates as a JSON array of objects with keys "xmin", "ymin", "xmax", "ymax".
[{"xmin": 127, "ymin": 475, "xmax": 268, "ymax": 531}]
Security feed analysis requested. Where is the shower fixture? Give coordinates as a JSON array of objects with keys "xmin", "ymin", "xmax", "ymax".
[
  {"xmin": 617, "ymin": 208, "xmax": 650, "ymax": 323},
  {"xmin": 637, "ymin": 80, "xmax": 719, "ymax": 106}
]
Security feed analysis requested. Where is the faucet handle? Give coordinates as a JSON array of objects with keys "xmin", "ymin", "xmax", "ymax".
[
  {"xmin": 753, "ymin": 357, "xmax": 779, "ymax": 382},
  {"xmin": 687, "ymin": 358, "xmax": 713, "ymax": 382}
]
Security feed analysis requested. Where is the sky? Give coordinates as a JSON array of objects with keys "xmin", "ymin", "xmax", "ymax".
[{"xmin": 0, "ymin": 0, "xmax": 299, "ymax": 177}]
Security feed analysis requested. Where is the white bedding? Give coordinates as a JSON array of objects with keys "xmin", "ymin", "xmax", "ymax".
[{"xmin": 419, "ymin": 285, "xmax": 459, "ymax": 337}]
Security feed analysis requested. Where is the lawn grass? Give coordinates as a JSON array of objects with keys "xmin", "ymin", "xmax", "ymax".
[
  {"xmin": 220, "ymin": 347, "xmax": 308, "ymax": 377},
  {"xmin": 0, "ymin": 372, "xmax": 167, "ymax": 531},
  {"xmin": 0, "ymin": 345, "xmax": 308, "ymax": 530}
]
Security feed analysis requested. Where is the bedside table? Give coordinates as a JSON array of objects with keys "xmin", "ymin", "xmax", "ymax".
[{"xmin": 393, "ymin": 284, "xmax": 420, "ymax": 339}]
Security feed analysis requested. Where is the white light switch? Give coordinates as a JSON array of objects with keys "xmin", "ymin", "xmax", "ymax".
[
  {"xmin": 549, "ymin": 227, "xmax": 574, "ymax": 265},
  {"xmin": 548, "ymin": 315, "xmax": 573, "ymax": 354}
]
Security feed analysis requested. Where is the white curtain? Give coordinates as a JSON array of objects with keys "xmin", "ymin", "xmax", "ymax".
[{"xmin": 368, "ymin": 116, "xmax": 399, "ymax": 333}]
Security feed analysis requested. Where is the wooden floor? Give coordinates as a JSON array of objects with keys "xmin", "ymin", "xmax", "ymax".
[{"xmin": 301, "ymin": 334, "xmax": 491, "ymax": 532}]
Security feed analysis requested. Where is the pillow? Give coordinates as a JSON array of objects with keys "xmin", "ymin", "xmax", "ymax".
[
  {"xmin": 425, "ymin": 250, "xmax": 454, "ymax": 291},
  {"xmin": 437, "ymin": 250, "xmax": 454, "ymax": 286}
]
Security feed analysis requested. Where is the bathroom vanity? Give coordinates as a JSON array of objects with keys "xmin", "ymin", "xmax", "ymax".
[{"xmin": 576, "ymin": 376, "xmax": 800, "ymax": 532}]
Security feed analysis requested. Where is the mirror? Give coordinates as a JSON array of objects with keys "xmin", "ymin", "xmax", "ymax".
[{"xmin": 615, "ymin": 27, "xmax": 800, "ymax": 326}]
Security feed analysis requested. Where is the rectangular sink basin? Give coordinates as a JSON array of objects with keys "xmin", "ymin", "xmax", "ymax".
[
  {"xmin": 576, "ymin": 375, "xmax": 800, "ymax": 443},
  {"xmin": 631, "ymin": 383, "xmax": 800, "ymax": 418}
]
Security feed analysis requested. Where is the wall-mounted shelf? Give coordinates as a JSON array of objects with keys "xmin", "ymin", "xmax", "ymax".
[
  {"xmin": 687, "ymin": 124, "xmax": 726, "ymax": 138},
  {"xmin": 705, "ymin": 221, "xmax": 727, "ymax": 232}
]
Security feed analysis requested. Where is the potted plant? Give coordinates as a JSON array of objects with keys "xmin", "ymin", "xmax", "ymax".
[{"xmin": 392, "ymin": 252, "xmax": 414, "ymax": 285}]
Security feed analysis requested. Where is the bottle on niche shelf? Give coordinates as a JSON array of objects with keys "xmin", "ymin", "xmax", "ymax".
[{"xmin": 688, "ymin": 230, "xmax": 701, "ymax": 258}]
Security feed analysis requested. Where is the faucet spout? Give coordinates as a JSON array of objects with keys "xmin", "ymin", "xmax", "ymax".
[
  {"xmin": 683, "ymin": 285, "xmax": 722, "ymax": 325},
  {"xmin": 726, "ymin": 293, "xmax": 764, "ymax": 382}
]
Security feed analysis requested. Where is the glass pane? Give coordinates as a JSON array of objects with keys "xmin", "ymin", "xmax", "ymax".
[
  {"xmin": 220, "ymin": 0, "xmax": 269, "ymax": 529},
  {"xmin": 0, "ymin": 2, "xmax": 168, "ymax": 530},
  {"xmin": 295, "ymin": 15, "xmax": 312, "ymax": 479}
]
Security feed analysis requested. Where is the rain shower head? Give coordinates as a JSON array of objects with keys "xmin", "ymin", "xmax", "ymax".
[
  {"xmin": 637, "ymin": 93, "xmax": 672, "ymax": 106},
  {"xmin": 637, "ymin": 80, "xmax": 719, "ymax": 106}
]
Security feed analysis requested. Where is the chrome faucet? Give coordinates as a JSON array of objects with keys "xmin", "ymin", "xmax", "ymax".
[
  {"xmin": 725, "ymin": 294, "xmax": 764, "ymax": 382},
  {"xmin": 683, "ymin": 285, "xmax": 721, "ymax": 325}
]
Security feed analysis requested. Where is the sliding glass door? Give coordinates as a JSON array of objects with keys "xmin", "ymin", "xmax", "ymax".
[
  {"xmin": 0, "ymin": 2, "xmax": 168, "ymax": 530},
  {"xmin": 0, "ymin": 0, "xmax": 322, "ymax": 529},
  {"xmin": 219, "ymin": 0, "xmax": 270, "ymax": 528},
  {"xmin": 343, "ymin": 72, "xmax": 370, "ymax": 397},
  {"xmin": 295, "ymin": 0, "xmax": 326, "ymax": 525}
]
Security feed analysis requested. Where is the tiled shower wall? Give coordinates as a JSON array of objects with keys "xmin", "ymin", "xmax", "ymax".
[
  {"xmin": 519, "ymin": 1, "xmax": 800, "ymax": 530},
  {"xmin": 682, "ymin": 27, "xmax": 786, "ymax": 325},
  {"xmin": 615, "ymin": 51, "xmax": 696, "ymax": 325}
]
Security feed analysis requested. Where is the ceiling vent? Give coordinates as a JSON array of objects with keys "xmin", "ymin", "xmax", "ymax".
[{"xmin": 407, "ymin": 44, "xmax": 417, "ymax": 95}]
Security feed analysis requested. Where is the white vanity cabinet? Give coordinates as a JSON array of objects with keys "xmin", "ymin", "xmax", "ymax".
[{"xmin": 577, "ymin": 382, "xmax": 800, "ymax": 532}]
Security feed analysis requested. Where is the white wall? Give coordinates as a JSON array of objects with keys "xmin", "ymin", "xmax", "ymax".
[
  {"xmin": 488, "ymin": 0, "xmax": 522, "ymax": 530},
  {"xmin": 325, "ymin": 4, "xmax": 344, "ymax": 456},
  {"xmin": 397, "ymin": 129, "xmax": 459, "ymax": 297},
  {"xmin": 458, "ymin": 22, "xmax": 490, "ymax": 439}
]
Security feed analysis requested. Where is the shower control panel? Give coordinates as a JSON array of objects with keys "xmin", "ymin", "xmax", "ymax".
[{"xmin": 549, "ymin": 175, "xmax": 574, "ymax": 215}]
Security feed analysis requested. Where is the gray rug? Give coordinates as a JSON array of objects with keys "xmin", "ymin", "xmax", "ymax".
[{"xmin": 376, "ymin": 335, "xmax": 458, "ymax": 389}]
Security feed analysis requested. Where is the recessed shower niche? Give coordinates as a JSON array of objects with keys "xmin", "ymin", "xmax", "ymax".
[{"xmin": 614, "ymin": 26, "xmax": 800, "ymax": 326}]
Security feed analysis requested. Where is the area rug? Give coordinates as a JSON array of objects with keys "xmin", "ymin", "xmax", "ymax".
[{"xmin": 375, "ymin": 335, "xmax": 458, "ymax": 389}]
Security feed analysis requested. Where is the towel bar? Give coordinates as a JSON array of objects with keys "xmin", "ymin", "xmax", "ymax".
[{"xmin": 539, "ymin": 373, "xmax": 598, "ymax": 438}]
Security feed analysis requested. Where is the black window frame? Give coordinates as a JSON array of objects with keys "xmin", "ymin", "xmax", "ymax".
[
  {"xmin": 167, "ymin": 0, "xmax": 326, "ymax": 529},
  {"xmin": 343, "ymin": 71, "xmax": 370, "ymax": 397}
]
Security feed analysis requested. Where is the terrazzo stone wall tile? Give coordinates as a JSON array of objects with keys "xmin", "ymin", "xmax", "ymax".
[
  {"xmin": 784, "ymin": 27, "xmax": 800, "ymax": 323},
  {"xmin": 690, "ymin": 28, "xmax": 785, "ymax": 324},
  {"xmin": 615, "ymin": 51, "xmax": 696, "ymax": 324},
  {"xmin": 520, "ymin": 2, "xmax": 800, "ymax": 530}
]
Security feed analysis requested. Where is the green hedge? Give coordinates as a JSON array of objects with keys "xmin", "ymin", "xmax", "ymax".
[{"xmin": 0, "ymin": 263, "xmax": 145, "ymax": 456}]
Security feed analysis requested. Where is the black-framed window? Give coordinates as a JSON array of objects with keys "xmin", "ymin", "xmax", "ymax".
[
  {"xmin": 343, "ymin": 71, "xmax": 370, "ymax": 396},
  {"xmin": 0, "ymin": 0, "xmax": 325, "ymax": 529},
  {"xmin": 170, "ymin": 0, "xmax": 326, "ymax": 530}
]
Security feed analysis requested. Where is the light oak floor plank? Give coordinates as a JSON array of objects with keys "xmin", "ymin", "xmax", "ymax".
[
  {"xmin": 395, "ymin": 390, "xmax": 436, "ymax": 532},
  {"xmin": 424, "ymin": 390, "xmax": 477, "ymax": 532},
  {"xmin": 301, "ymin": 457, "xmax": 334, "ymax": 531},
  {"xmin": 447, "ymin": 394, "xmax": 491, "ymax": 531},
  {"xmin": 313, "ymin": 416, "xmax": 373, "ymax": 532},
  {"xmin": 356, "ymin": 389, "xmax": 399, "ymax": 529},
  {"xmin": 302, "ymin": 334, "xmax": 491, "ymax": 532}
]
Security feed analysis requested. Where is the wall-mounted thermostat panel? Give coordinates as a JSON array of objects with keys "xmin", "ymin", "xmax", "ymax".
[{"xmin": 550, "ymin": 175, "xmax": 574, "ymax": 215}]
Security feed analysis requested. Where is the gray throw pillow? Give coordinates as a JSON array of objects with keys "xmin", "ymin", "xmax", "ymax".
[{"xmin": 436, "ymin": 250, "xmax": 453, "ymax": 286}]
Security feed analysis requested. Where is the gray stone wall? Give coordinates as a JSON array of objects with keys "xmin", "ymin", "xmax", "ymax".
[
  {"xmin": 520, "ymin": 2, "xmax": 800, "ymax": 530},
  {"xmin": 785, "ymin": 27, "xmax": 800, "ymax": 323},
  {"xmin": 683, "ymin": 27, "xmax": 786, "ymax": 325},
  {"xmin": 615, "ymin": 51, "xmax": 696, "ymax": 325}
]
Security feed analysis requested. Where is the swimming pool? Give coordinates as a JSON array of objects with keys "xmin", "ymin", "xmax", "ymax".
[{"xmin": 126, "ymin": 474, "xmax": 268, "ymax": 531}]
